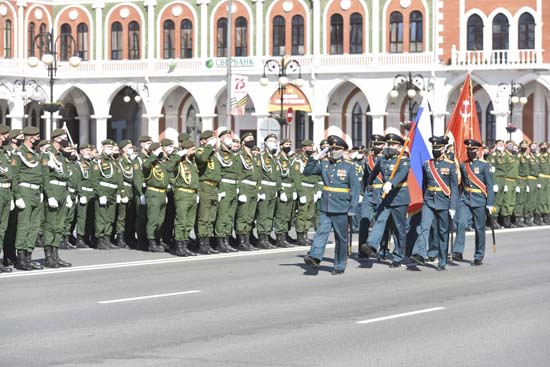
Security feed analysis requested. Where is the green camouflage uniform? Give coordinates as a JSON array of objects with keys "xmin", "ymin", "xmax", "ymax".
[
  {"xmin": 92, "ymin": 153, "xmax": 122, "ymax": 243},
  {"xmin": 116, "ymin": 155, "xmax": 135, "ymax": 245},
  {"xmin": 143, "ymin": 154, "xmax": 170, "ymax": 241},
  {"xmin": 195, "ymin": 145, "xmax": 221, "ymax": 239}
]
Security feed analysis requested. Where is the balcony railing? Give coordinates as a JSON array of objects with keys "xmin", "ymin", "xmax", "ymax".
[{"xmin": 450, "ymin": 46, "xmax": 543, "ymax": 67}]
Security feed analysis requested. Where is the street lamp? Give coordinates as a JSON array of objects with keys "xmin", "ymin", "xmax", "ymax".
[
  {"xmin": 389, "ymin": 72, "xmax": 431, "ymax": 133},
  {"xmin": 260, "ymin": 55, "xmax": 303, "ymax": 139},
  {"xmin": 499, "ymin": 81, "xmax": 527, "ymax": 141},
  {"xmin": 123, "ymin": 83, "xmax": 149, "ymax": 104},
  {"xmin": 27, "ymin": 29, "xmax": 81, "ymax": 134}
]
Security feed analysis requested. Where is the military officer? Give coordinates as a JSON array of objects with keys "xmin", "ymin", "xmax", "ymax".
[
  {"xmin": 61, "ymin": 143, "xmax": 79, "ymax": 249},
  {"xmin": 5, "ymin": 129, "xmax": 23, "ymax": 157},
  {"xmin": 0, "ymin": 125, "xmax": 14, "ymax": 272},
  {"xmin": 115, "ymin": 140, "xmax": 134, "ymax": 248},
  {"xmin": 303, "ymin": 135, "xmax": 360, "ymax": 274},
  {"xmin": 312, "ymin": 139, "xmax": 330, "ymax": 230},
  {"xmin": 133, "ymin": 135, "xmax": 152, "ymax": 250},
  {"xmin": 273, "ymin": 138, "xmax": 295, "ymax": 248},
  {"xmin": 538, "ymin": 142, "xmax": 550, "ymax": 224},
  {"xmin": 452, "ymin": 139, "xmax": 495, "ymax": 265},
  {"xmin": 514, "ymin": 140, "xmax": 531, "ymax": 227},
  {"xmin": 525, "ymin": 143, "xmax": 539, "ymax": 226},
  {"xmin": 360, "ymin": 133, "xmax": 411, "ymax": 268},
  {"xmin": 488, "ymin": 140, "xmax": 512, "ymax": 228},
  {"xmin": 409, "ymin": 136, "xmax": 459, "ymax": 270},
  {"xmin": 75, "ymin": 144, "xmax": 95, "ymax": 248}
]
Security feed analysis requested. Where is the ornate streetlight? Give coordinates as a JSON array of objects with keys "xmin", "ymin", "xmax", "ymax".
[
  {"xmin": 389, "ymin": 72, "xmax": 431, "ymax": 133},
  {"xmin": 499, "ymin": 81, "xmax": 527, "ymax": 140},
  {"xmin": 123, "ymin": 83, "xmax": 150, "ymax": 104}
]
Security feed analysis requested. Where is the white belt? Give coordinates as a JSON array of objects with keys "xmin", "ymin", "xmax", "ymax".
[
  {"xmin": 123, "ymin": 182, "xmax": 132, "ymax": 187},
  {"xmin": 261, "ymin": 180, "xmax": 276, "ymax": 187},
  {"xmin": 0, "ymin": 182, "xmax": 11, "ymax": 188},
  {"xmin": 281, "ymin": 182, "xmax": 292, "ymax": 188},
  {"xmin": 49, "ymin": 180, "xmax": 67, "ymax": 187},
  {"xmin": 301, "ymin": 182, "xmax": 315, "ymax": 188},
  {"xmin": 81, "ymin": 186, "xmax": 93, "ymax": 192},
  {"xmin": 68, "ymin": 188, "xmax": 76, "ymax": 193},
  {"xmin": 241, "ymin": 179, "xmax": 257, "ymax": 186},
  {"xmin": 100, "ymin": 181, "xmax": 118, "ymax": 189},
  {"xmin": 20, "ymin": 182, "xmax": 40, "ymax": 190},
  {"xmin": 221, "ymin": 178, "xmax": 237, "ymax": 185}
]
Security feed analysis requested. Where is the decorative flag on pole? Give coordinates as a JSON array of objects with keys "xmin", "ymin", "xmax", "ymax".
[
  {"xmin": 230, "ymin": 74, "xmax": 248, "ymax": 116},
  {"xmin": 445, "ymin": 73, "xmax": 481, "ymax": 163},
  {"xmin": 406, "ymin": 98, "xmax": 433, "ymax": 214}
]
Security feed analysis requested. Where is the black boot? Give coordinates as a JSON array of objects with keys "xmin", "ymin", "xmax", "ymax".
[
  {"xmin": 96, "ymin": 237, "xmax": 110, "ymax": 250},
  {"xmin": 35, "ymin": 234, "xmax": 44, "ymax": 248},
  {"xmin": 257, "ymin": 234, "xmax": 274, "ymax": 249},
  {"xmin": 207, "ymin": 238, "xmax": 219, "ymax": 254},
  {"xmin": 534, "ymin": 214, "xmax": 543, "ymax": 226},
  {"xmin": 59, "ymin": 236, "xmax": 69, "ymax": 249},
  {"xmin": 515, "ymin": 217, "xmax": 526, "ymax": 227},
  {"xmin": 545, "ymin": 214, "xmax": 550, "ymax": 225},
  {"xmin": 173, "ymin": 241, "xmax": 188, "ymax": 257},
  {"xmin": 15, "ymin": 250, "xmax": 32, "ymax": 271},
  {"xmin": 66, "ymin": 235, "xmax": 77, "ymax": 249},
  {"xmin": 275, "ymin": 233, "xmax": 292, "ymax": 248},
  {"xmin": 525, "ymin": 216, "xmax": 534, "ymax": 226},
  {"xmin": 223, "ymin": 236, "xmax": 237, "ymax": 252},
  {"xmin": 106, "ymin": 237, "xmax": 120, "ymax": 249},
  {"xmin": 182, "ymin": 240, "xmax": 196, "ymax": 256},
  {"xmin": 116, "ymin": 234, "xmax": 129, "ymax": 249},
  {"xmin": 216, "ymin": 237, "xmax": 231, "ymax": 253},
  {"xmin": 52, "ymin": 247, "xmax": 71, "ymax": 267},
  {"xmin": 75, "ymin": 235, "xmax": 89, "ymax": 249},
  {"xmin": 198, "ymin": 238, "xmax": 212, "ymax": 255},
  {"xmin": 0, "ymin": 262, "xmax": 12, "ymax": 272},
  {"xmin": 491, "ymin": 217, "xmax": 501, "ymax": 229},
  {"xmin": 27, "ymin": 251, "xmax": 43, "ymax": 270},
  {"xmin": 148, "ymin": 239, "xmax": 164, "ymax": 253},
  {"xmin": 237, "ymin": 234, "xmax": 254, "ymax": 251},
  {"xmin": 43, "ymin": 247, "xmax": 59, "ymax": 268},
  {"xmin": 296, "ymin": 232, "xmax": 309, "ymax": 247}
]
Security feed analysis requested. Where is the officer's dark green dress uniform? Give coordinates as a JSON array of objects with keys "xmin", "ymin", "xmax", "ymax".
[
  {"xmin": 293, "ymin": 140, "xmax": 318, "ymax": 246},
  {"xmin": 0, "ymin": 124, "xmax": 14, "ymax": 272},
  {"xmin": 75, "ymin": 145, "xmax": 95, "ymax": 248},
  {"xmin": 133, "ymin": 136, "xmax": 152, "ymax": 249},
  {"xmin": 273, "ymin": 141, "xmax": 295, "ymax": 248},
  {"xmin": 488, "ymin": 142, "xmax": 514, "ymax": 228},
  {"xmin": 515, "ymin": 142, "xmax": 530, "ymax": 226},
  {"xmin": 62, "ymin": 152, "xmax": 79, "ymax": 249},
  {"xmin": 116, "ymin": 140, "xmax": 135, "ymax": 248}
]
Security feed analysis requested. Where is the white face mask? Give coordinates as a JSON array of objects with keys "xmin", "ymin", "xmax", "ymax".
[
  {"xmin": 223, "ymin": 137, "xmax": 233, "ymax": 148},
  {"xmin": 104, "ymin": 148, "xmax": 113, "ymax": 156},
  {"xmin": 266, "ymin": 141, "xmax": 277, "ymax": 152},
  {"xmin": 356, "ymin": 153, "xmax": 364, "ymax": 160},
  {"xmin": 330, "ymin": 150, "xmax": 343, "ymax": 160},
  {"xmin": 127, "ymin": 148, "xmax": 134, "ymax": 156},
  {"xmin": 166, "ymin": 146, "xmax": 174, "ymax": 155},
  {"xmin": 350, "ymin": 152, "xmax": 358, "ymax": 160},
  {"xmin": 496, "ymin": 146, "xmax": 504, "ymax": 153}
]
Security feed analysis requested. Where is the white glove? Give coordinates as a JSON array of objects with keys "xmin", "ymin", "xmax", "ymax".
[
  {"xmin": 153, "ymin": 147, "xmax": 163, "ymax": 157},
  {"xmin": 121, "ymin": 196, "xmax": 129, "ymax": 204},
  {"xmin": 196, "ymin": 195, "xmax": 200, "ymax": 204},
  {"xmin": 359, "ymin": 194, "xmax": 363, "ymax": 203},
  {"xmin": 537, "ymin": 183, "xmax": 542, "ymax": 189},
  {"xmin": 79, "ymin": 196, "xmax": 88, "ymax": 205},
  {"xmin": 515, "ymin": 186, "xmax": 521, "ymax": 193},
  {"xmin": 177, "ymin": 149, "xmax": 187, "ymax": 157},
  {"xmin": 48, "ymin": 197, "xmax": 58, "ymax": 208},
  {"xmin": 279, "ymin": 192, "xmax": 288, "ymax": 202},
  {"xmin": 10, "ymin": 200, "xmax": 14, "ymax": 211},
  {"xmin": 503, "ymin": 185, "xmax": 508, "ymax": 192},
  {"xmin": 40, "ymin": 193, "xmax": 44, "ymax": 203},
  {"xmin": 313, "ymin": 193, "xmax": 319, "ymax": 203},
  {"xmin": 449, "ymin": 209, "xmax": 456, "ymax": 219},
  {"xmin": 257, "ymin": 193, "xmax": 266, "ymax": 201},
  {"xmin": 382, "ymin": 181, "xmax": 393, "ymax": 194},
  {"xmin": 218, "ymin": 191, "xmax": 226, "ymax": 202},
  {"xmin": 66, "ymin": 195, "xmax": 73, "ymax": 208},
  {"xmin": 314, "ymin": 147, "xmax": 329, "ymax": 160},
  {"xmin": 15, "ymin": 198, "xmax": 25, "ymax": 209},
  {"xmin": 316, "ymin": 190, "xmax": 322, "ymax": 199},
  {"xmin": 140, "ymin": 195, "xmax": 146, "ymax": 205},
  {"xmin": 99, "ymin": 196, "xmax": 107, "ymax": 206},
  {"xmin": 493, "ymin": 184, "xmax": 499, "ymax": 193},
  {"xmin": 47, "ymin": 159, "xmax": 56, "ymax": 169},
  {"xmin": 165, "ymin": 196, "xmax": 168, "ymax": 204},
  {"xmin": 526, "ymin": 185, "xmax": 530, "ymax": 193},
  {"xmin": 116, "ymin": 195, "xmax": 121, "ymax": 204},
  {"xmin": 207, "ymin": 137, "xmax": 218, "ymax": 148},
  {"xmin": 486, "ymin": 205, "xmax": 495, "ymax": 214},
  {"xmin": 347, "ymin": 212, "xmax": 356, "ymax": 217},
  {"xmin": 236, "ymin": 188, "xmax": 240, "ymax": 195},
  {"xmin": 238, "ymin": 194, "xmax": 247, "ymax": 203},
  {"xmin": 292, "ymin": 192, "xmax": 297, "ymax": 201},
  {"xmin": 299, "ymin": 196, "xmax": 307, "ymax": 204}
]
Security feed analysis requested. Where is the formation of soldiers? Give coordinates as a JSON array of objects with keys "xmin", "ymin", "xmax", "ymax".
[{"xmin": 1, "ymin": 123, "xmax": 549, "ymax": 273}]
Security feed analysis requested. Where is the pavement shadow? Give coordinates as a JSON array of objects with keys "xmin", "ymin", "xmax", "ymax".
[{"xmin": 279, "ymin": 255, "xmax": 335, "ymax": 276}]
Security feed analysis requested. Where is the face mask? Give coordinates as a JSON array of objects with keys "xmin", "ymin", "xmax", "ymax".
[
  {"xmin": 384, "ymin": 147, "xmax": 397, "ymax": 158},
  {"xmin": 127, "ymin": 148, "xmax": 134, "ymax": 156},
  {"xmin": 330, "ymin": 150, "xmax": 343, "ymax": 161},
  {"xmin": 112, "ymin": 152, "xmax": 121, "ymax": 159},
  {"xmin": 540, "ymin": 147, "xmax": 547, "ymax": 153},
  {"xmin": 350, "ymin": 152, "xmax": 358, "ymax": 160},
  {"xmin": 223, "ymin": 137, "xmax": 233, "ymax": 148},
  {"xmin": 69, "ymin": 154, "xmax": 78, "ymax": 161},
  {"xmin": 373, "ymin": 145, "xmax": 384, "ymax": 155},
  {"xmin": 266, "ymin": 141, "xmax": 277, "ymax": 154},
  {"xmin": 519, "ymin": 147, "xmax": 527, "ymax": 152},
  {"xmin": 166, "ymin": 147, "xmax": 174, "ymax": 155},
  {"xmin": 506, "ymin": 145, "xmax": 514, "ymax": 152},
  {"xmin": 496, "ymin": 146, "xmax": 504, "ymax": 153},
  {"xmin": 483, "ymin": 152, "xmax": 489, "ymax": 160},
  {"xmin": 62, "ymin": 150, "xmax": 72, "ymax": 158},
  {"xmin": 432, "ymin": 149, "xmax": 443, "ymax": 160},
  {"xmin": 356, "ymin": 154, "xmax": 363, "ymax": 160},
  {"xmin": 281, "ymin": 146, "xmax": 291, "ymax": 154},
  {"xmin": 59, "ymin": 140, "xmax": 70, "ymax": 148},
  {"xmin": 467, "ymin": 151, "xmax": 477, "ymax": 161},
  {"xmin": 304, "ymin": 150, "xmax": 313, "ymax": 156},
  {"xmin": 104, "ymin": 148, "xmax": 113, "ymax": 156},
  {"xmin": 157, "ymin": 151, "xmax": 164, "ymax": 159},
  {"xmin": 243, "ymin": 140, "xmax": 255, "ymax": 148},
  {"xmin": 2, "ymin": 138, "xmax": 9, "ymax": 146},
  {"xmin": 16, "ymin": 138, "xmax": 24, "ymax": 146}
]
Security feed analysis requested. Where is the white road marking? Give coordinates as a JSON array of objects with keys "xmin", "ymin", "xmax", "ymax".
[
  {"xmin": 357, "ymin": 307, "xmax": 445, "ymax": 324},
  {"xmin": 98, "ymin": 290, "xmax": 201, "ymax": 304}
]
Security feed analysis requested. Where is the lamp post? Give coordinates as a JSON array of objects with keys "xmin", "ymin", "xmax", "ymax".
[
  {"xmin": 389, "ymin": 72, "xmax": 431, "ymax": 134},
  {"xmin": 260, "ymin": 55, "xmax": 304, "ymax": 139},
  {"xmin": 499, "ymin": 81, "xmax": 527, "ymax": 141},
  {"xmin": 12, "ymin": 78, "xmax": 38, "ymax": 127},
  {"xmin": 123, "ymin": 83, "xmax": 149, "ymax": 104},
  {"xmin": 27, "ymin": 29, "xmax": 81, "ymax": 135}
]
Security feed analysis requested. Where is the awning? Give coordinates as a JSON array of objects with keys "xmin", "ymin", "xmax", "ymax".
[{"xmin": 267, "ymin": 84, "xmax": 311, "ymax": 113}]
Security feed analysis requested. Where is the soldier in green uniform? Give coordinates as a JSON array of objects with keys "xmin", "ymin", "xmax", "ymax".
[
  {"xmin": 41, "ymin": 128, "xmax": 72, "ymax": 268},
  {"xmin": 75, "ymin": 144, "xmax": 95, "ymax": 248},
  {"xmin": 500, "ymin": 140, "xmax": 519, "ymax": 228},
  {"xmin": 292, "ymin": 140, "xmax": 317, "ymax": 246},
  {"xmin": 195, "ymin": 131, "xmax": 220, "ymax": 255},
  {"xmin": 313, "ymin": 139, "xmax": 329, "ymax": 230},
  {"xmin": 515, "ymin": 140, "xmax": 530, "ymax": 227},
  {"xmin": 115, "ymin": 140, "xmax": 135, "ymax": 248},
  {"xmin": 525, "ymin": 143, "xmax": 539, "ymax": 226},
  {"xmin": 168, "ymin": 139, "xmax": 198, "ymax": 256},
  {"xmin": 273, "ymin": 138, "xmax": 295, "ymax": 248},
  {"xmin": 530, "ymin": 142, "xmax": 544, "ymax": 225},
  {"xmin": 5, "ymin": 129, "xmax": 23, "ymax": 158},
  {"xmin": 92, "ymin": 139, "xmax": 122, "ymax": 250},
  {"xmin": 143, "ymin": 142, "xmax": 170, "ymax": 252},
  {"xmin": 234, "ymin": 133, "xmax": 260, "ymax": 251},
  {"xmin": 133, "ymin": 135, "xmax": 152, "ymax": 250},
  {"xmin": 61, "ymin": 144, "xmax": 79, "ymax": 249},
  {"xmin": 488, "ymin": 140, "xmax": 511, "ymax": 228},
  {"xmin": 0, "ymin": 125, "xmax": 14, "ymax": 272},
  {"xmin": 538, "ymin": 142, "xmax": 550, "ymax": 224}
]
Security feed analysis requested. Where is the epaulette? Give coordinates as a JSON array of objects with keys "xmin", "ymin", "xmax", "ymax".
[
  {"xmin": 444, "ymin": 158, "xmax": 454, "ymax": 164},
  {"xmin": 479, "ymin": 158, "xmax": 487, "ymax": 163}
]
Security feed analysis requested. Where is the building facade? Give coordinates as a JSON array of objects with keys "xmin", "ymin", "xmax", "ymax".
[{"xmin": 0, "ymin": 0, "xmax": 549, "ymax": 147}]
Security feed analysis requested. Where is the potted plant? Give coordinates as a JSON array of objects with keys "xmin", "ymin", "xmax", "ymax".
[{"xmin": 41, "ymin": 101, "xmax": 63, "ymax": 113}]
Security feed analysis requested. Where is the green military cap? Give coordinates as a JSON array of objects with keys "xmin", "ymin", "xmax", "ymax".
[
  {"xmin": 251, "ymin": 146, "xmax": 260, "ymax": 152},
  {"xmin": 218, "ymin": 127, "xmax": 232, "ymax": 137},
  {"xmin": 319, "ymin": 139, "xmax": 327, "ymax": 147},
  {"xmin": 36, "ymin": 140, "xmax": 50, "ymax": 148},
  {"xmin": 79, "ymin": 143, "xmax": 92, "ymax": 150},
  {"xmin": 464, "ymin": 139, "xmax": 482, "ymax": 149},
  {"xmin": 10, "ymin": 129, "xmax": 23, "ymax": 138},
  {"xmin": 0, "ymin": 124, "xmax": 9, "ymax": 134},
  {"xmin": 160, "ymin": 138, "xmax": 173, "ymax": 147},
  {"xmin": 138, "ymin": 135, "xmax": 152, "ymax": 143},
  {"xmin": 119, "ymin": 139, "xmax": 132, "ymax": 150},
  {"xmin": 178, "ymin": 133, "xmax": 191, "ymax": 143},
  {"xmin": 519, "ymin": 140, "xmax": 530, "ymax": 146},
  {"xmin": 51, "ymin": 128, "xmax": 67, "ymax": 139},
  {"xmin": 181, "ymin": 140, "xmax": 195, "ymax": 149},
  {"xmin": 101, "ymin": 139, "xmax": 116, "ymax": 146},
  {"xmin": 264, "ymin": 133, "xmax": 277, "ymax": 142},
  {"xmin": 233, "ymin": 138, "xmax": 240, "ymax": 143},
  {"xmin": 280, "ymin": 138, "xmax": 291, "ymax": 145},
  {"xmin": 241, "ymin": 132, "xmax": 254, "ymax": 142},
  {"xmin": 200, "ymin": 130, "xmax": 214, "ymax": 140},
  {"xmin": 149, "ymin": 142, "xmax": 161, "ymax": 151},
  {"xmin": 301, "ymin": 139, "xmax": 313, "ymax": 147},
  {"xmin": 22, "ymin": 127, "xmax": 38, "ymax": 136}
]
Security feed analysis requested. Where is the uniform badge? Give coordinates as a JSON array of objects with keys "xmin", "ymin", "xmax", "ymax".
[
  {"xmin": 207, "ymin": 160, "xmax": 214, "ymax": 170},
  {"xmin": 282, "ymin": 160, "xmax": 288, "ymax": 169},
  {"xmin": 474, "ymin": 167, "xmax": 480, "ymax": 174},
  {"xmin": 337, "ymin": 169, "xmax": 347, "ymax": 180},
  {"xmin": 27, "ymin": 153, "xmax": 33, "ymax": 160},
  {"xmin": 134, "ymin": 163, "xmax": 140, "ymax": 170}
]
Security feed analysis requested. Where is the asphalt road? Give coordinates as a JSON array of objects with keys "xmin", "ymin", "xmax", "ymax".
[{"xmin": 1, "ymin": 226, "xmax": 549, "ymax": 367}]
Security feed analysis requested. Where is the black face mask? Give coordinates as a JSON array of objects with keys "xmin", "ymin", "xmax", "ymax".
[
  {"xmin": 69, "ymin": 154, "xmax": 78, "ymax": 161},
  {"xmin": 62, "ymin": 150, "xmax": 72, "ymax": 158},
  {"xmin": 483, "ymin": 152, "xmax": 489, "ymax": 160},
  {"xmin": 16, "ymin": 138, "xmax": 24, "ymax": 146},
  {"xmin": 467, "ymin": 151, "xmax": 477, "ymax": 161},
  {"xmin": 520, "ymin": 147, "xmax": 527, "ymax": 152},
  {"xmin": 541, "ymin": 148, "xmax": 548, "ymax": 153},
  {"xmin": 112, "ymin": 153, "xmax": 121, "ymax": 159},
  {"xmin": 304, "ymin": 150, "xmax": 314, "ymax": 156},
  {"xmin": 157, "ymin": 152, "xmax": 164, "ymax": 159},
  {"xmin": 384, "ymin": 147, "xmax": 397, "ymax": 158},
  {"xmin": 243, "ymin": 140, "xmax": 255, "ymax": 148},
  {"xmin": 281, "ymin": 146, "xmax": 291, "ymax": 154},
  {"xmin": 432, "ymin": 149, "xmax": 443, "ymax": 160},
  {"xmin": 59, "ymin": 139, "xmax": 70, "ymax": 148},
  {"xmin": 31, "ymin": 138, "xmax": 41, "ymax": 148},
  {"xmin": 373, "ymin": 146, "xmax": 384, "ymax": 155},
  {"xmin": 1, "ymin": 139, "xmax": 8, "ymax": 146}
]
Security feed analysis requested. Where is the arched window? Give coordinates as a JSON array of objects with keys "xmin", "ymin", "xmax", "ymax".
[
  {"xmin": 467, "ymin": 15, "xmax": 483, "ymax": 50},
  {"xmin": 295, "ymin": 111, "xmax": 306, "ymax": 148},
  {"xmin": 235, "ymin": 17, "xmax": 247, "ymax": 56},
  {"xmin": 181, "ymin": 19, "xmax": 192, "ymax": 58},
  {"xmin": 28, "ymin": 22, "xmax": 35, "ymax": 57},
  {"xmin": 350, "ymin": 13, "xmax": 363, "ymax": 54},
  {"xmin": 352, "ymin": 103, "xmax": 363, "ymax": 148},
  {"xmin": 518, "ymin": 13, "xmax": 535, "ymax": 50},
  {"xmin": 163, "ymin": 20, "xmax": 175, "ymax": 59},
  {"xmin": 217, "ymin": 18, "xmax": 227, "ymax": 57},
  {"xmin": 186, "ymin": 105, "xmax": 199, "ymax": 140},
  {"xmin": 39, "ymin": 23, "xmax": 47, "ymax": 57},
  {"xmin": 409, "ymin": 11, "xmax": 423, "ymax": 52},
  {"xmin": 389, "ymin": 11, "xmax": 403, "ymax": 53},
  {"xmin": 330, "ymin": 14, "xmax": 343, "ymax": 54},
  {"xmin": 4, "ymin": 20, "xmax": 12, "ymax": 58},
  {"xmin": 128, "ymin": 21, "xmax": 140, "ymax": 59},
  {"xmin": 60, "ymin": 23, "xmax": 72, "ymax": 61},
  {"xmin": 77, "ymin": 23, "xmax": 88, "ymax": 60},
  {"xmin": 492, "ymin": 14, "xmax": 509, "ymax": 50},
  {"xmin": 485, "ymin": 102, "xmax": 495, "ymax": 146},
  {"xmin": 291, "ymin": 15, "xmax": 304, "ymax": 55},
  {"xmin": 111, "ymin": 22, "xmax": 123, "ymax": 60},
  {"xmin": 365, "ymin": 105, "xmax": 372, "ymax": 144},
  {"xmin": 272, "ymin": 16, "xmax": 285, "ymax": 56}
]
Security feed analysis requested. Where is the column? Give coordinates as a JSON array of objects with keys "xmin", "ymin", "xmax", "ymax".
[
  {"xmin": 532, "ymin": 84, "xmax": 546, "ymax": 142},
  {"xmin": 40, "ymin": 112, "xmax": 62, "ymax": 140},
  {"xmin": 431, "ymin": 111, "xmax": 448, "ymax": 136},
  {"xmin": 253, "ymin": 0, "xmax": 263, "ymax": 56},
  {"xmin": 77, "ymin": 116, "xmax": 90, "ymax": 144},
  {"xmin": 145, "ymin": 0, "xmax": 157, "ymax": 61},
  {"xmin": 310, "ymin": 114, "xmax": 327, "ymax": 145},
  {"xmin": 16, "ymin": 0, "xmax": 26, "ymax": 59},
  {"xmin": 144, "ymin": 114, "xmax": 162, "ymax": 140},
  {"xmin": 163, "ymin": 113, "xmax": 179, "ymax": 143},
  {"xmin": 6, "ymin": 97, "xmax": 26, "ymax": 129},
  {"xmin": 312, "ymin": 0, "xmax": 320, "ymax": 55},
  {"xmin": 492, "ymin": 110, "xmax": 509, "ymax": 142},
  {"xmin": 197, "ymin": 0, "xmax": 210, "ymax": 58},
  {"xmin": 92, "ymin": 2, "xmax": 105, "ymax": 61},
  {"xmin": 366, "ymin": 112, "xmax": 387, "ymax": 135},
  {"xmin": 91, "ymin": 115, "xmax": 110, "ymax": 147},
  {"xmin": 371, "ymin": 0, "xmax": 379, "ymax": 52},
  {"xmin": 196, "ymin": 114, "xmax": 216, "ymax": 132}
]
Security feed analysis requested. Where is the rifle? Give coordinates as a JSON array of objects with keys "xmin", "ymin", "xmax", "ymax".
[{"xmin": 62, "ymin": 121, "xmax": 80, "ymax": 159}]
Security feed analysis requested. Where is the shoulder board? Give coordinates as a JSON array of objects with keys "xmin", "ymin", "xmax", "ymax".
[
  {"xmin": 444, "ymin": 158, "xmax": 454, "ymax": 164},
  {"xmin": 344, "ymin": 159, "xmax": 353, "ymax": 163},
  {"xmin": 42, "ymin": 159, "xmax": 48, "ymax": 166},
  {"xmin": 196, "ymin": 147, "xmax": 204, "ymax": 154},
  {"xmin": 479, "ymin": 159, "xmax": 487, "ymax": 163}
]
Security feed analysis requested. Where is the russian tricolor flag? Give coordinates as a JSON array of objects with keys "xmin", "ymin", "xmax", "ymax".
[{"xmin": 407, "ymin": 98, "xmax": 433, "ymax": 214}]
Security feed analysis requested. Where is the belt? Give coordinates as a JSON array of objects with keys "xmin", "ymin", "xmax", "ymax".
[
  {"xmin": 20, "ymin": 182, "xmax": 40, "ymax": 190},
  {"xmin": 261, "ymin": 180, "xmax": 276, "ymax": 187},
  {"xmin": 518, "ymin": 176, "xmax": 527, "ymax": 179},
  {"xmin": 221, "ymin": 178, "xmax": 237, "ymax": 185},
  {"xmin": 147, "ymin": 186, "xmax": 166, "ymax": 193},
  {"xmin": 68, "ymin": 187, "xmax": 76, "ymax": 193},
  {"xmin": 0, "ymin": 182, "xmax": 11, "ymax": 189},
  {"xmin": 49, "ymin": 180, "xmax": 67, "ymax": 187},
  {"xmin": 427, "ymin": 186, "xmax": 443, "ymax": 192},
  {"xmin": 465, "ymin": 187, "xmax": 483, "ymax": 193},
  {"xmin": 527, "ymin": 176, "xmax": 537, "ymax": 180},
  {"xmin": 301, "ymin": 182, "xmax": 315, "ymax": 188},
  {"xmin": 371, "ymin": 184, "xmax": 383, "ymax": 189},
  {"xmin": 176, "ymin": 187, "xmax": 197, "ymax": 193},
  {"xmin": 281, "ymin": 182, "xmax": 292, "ymax": 188},
  {"xmin": 322, "ymin": 186, "xmax": 350, "ymax": 193},
  {"xmin": 81, "ymin": 186, "xmax": 93, "ymax": 192},
  {"xmin": 241, "ymin": 179, "xmax": 257, "ymax": 186},
  {"xmin": 396, "ymin": 182, "xmax": 408, "ymax": 187},
  {"xmin": 99, "ymin": 181, "xmax": 118, "ymax": 189},
  {"xmin": 505, "ymin": 177, "xmax": 516, "ymax": 182},
  {"xmin": 539, "ymin": 174, "xmax": 550, "ymax": 178},
  {"xmin": 202, "ymin": 179, "xmax": 218, "ymax": 187},
  {"xmin": 123, "ymin": 182, "xmax": 132, "ymax": 187}
]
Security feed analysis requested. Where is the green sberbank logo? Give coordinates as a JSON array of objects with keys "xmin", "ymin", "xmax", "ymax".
[
  {"xmin": 205, "ymin": 59, "xmax": 214, "ymax": 68},
  {"xmin": 205, "ymin": 57, "xmax": 255, "ymax": 68}
]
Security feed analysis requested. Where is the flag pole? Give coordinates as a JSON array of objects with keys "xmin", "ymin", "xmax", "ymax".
[{"xmin": 225, "ymin": 0, "xmax": 233, "ymax": 129}]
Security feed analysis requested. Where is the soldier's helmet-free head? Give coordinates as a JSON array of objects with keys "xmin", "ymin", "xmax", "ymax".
[
  {"xmin": 101, "ymin": 139, "xmax": 116, "ymax": 156},
  {"xmin": 241, "ymin": 132, "xmax": 255, "ymax": 149},
  {"xmin": 384, "ymin": 133, "xmax": 404, "ymax": 158},
  {"xmin": 370, "ymin": 134, "xmax": 386, "ymax": 154},
  {"xmin": 22, "ymin": 126, "xmax": 40, "ymax": 148},
  {"xmin": 139, "ymin": 135, "xmax": 153, "ymax": 152},
  {"xmin": 51, "ymin": 128, "xmax": 68, "ymax": 145},
  {"xmin": 326, "ymin": 135, "xmax": 348, "ymax": 161},
  {"xmin": 519, "ymin": 140, "xmax": 529, "ymax": 152},
  {"xmin": 539, "ymin": 142, "xmax": 548, "ymax": 153},
  {"xmin": 464, "ymin": 139, "xmax": 482, "ymax": 161},
  {"xmin": 280, "ymin": 138, "xmax": 292, "ymax": 155},
  {"xmin": 264, "ymin": 133, "xmax": 278, "ymax": 154},
  {"xmin": 161, "ymin": 138, "xmax": 174, "ymax": 155},
  {"xmin": 319, "ymin": 139, "xmax": 329, "ymax": 150},
  {"xmin": 429, "ymin": 136, "xmax": 448, "ymax": 159},
  {"xmin": 217, "ymin": 127, "xmax": 233, "ymax": 149}
]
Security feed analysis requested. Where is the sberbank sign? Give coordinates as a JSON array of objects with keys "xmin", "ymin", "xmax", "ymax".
[{"xmin": 205, "ymin": 57, "xmax": 255, "ymax": 68}]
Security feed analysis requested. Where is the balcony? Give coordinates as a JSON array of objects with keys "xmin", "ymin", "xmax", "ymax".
[{"xmin": 450, "ymin": 46, "xmax": 544, "ymax": 69}]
